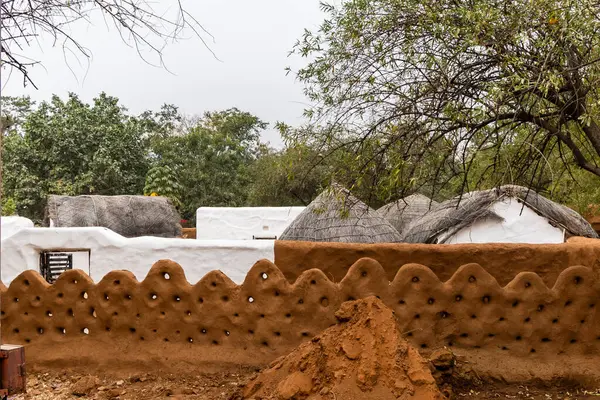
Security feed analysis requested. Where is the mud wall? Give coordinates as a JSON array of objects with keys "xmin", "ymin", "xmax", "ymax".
[
  {"xmin": 274, "ymin": 238, "xmax": 600, "ymax": 287},
  {"xmin": 2, "ymin": 257, "xmax": 599, "ymax": 368},
  {"xmin": 588, "ymin": 216, "xmax": 600, "ymax": 235},
  {"xmin": 180, "ymin": 228, "xmax": 197, "ymax": 239}
]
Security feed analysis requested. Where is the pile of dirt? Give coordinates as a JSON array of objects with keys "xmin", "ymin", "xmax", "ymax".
[{"xmin": 243, "ymin": 296, "xmax": 444, "ymax": 400}]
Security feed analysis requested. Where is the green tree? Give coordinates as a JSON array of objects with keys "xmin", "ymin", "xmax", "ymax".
[
  {"xmin": 0, "ymin": 96, "xmax": 34, "ymax": 133},
  {"xmin": 2, "ymin": 197, "xmax": 17, "ymax": 216},
  {"xmin": 276, "ymin": 122, "xmax": 460, "ymax": 207},
  {"xmin": 2, "ymin": 93, "xmax": 151, "ymax": 222},
  {"xmin": 151, "ymin": 108, "xmax": 267, "ymax": 220},
  {"xmin": 292, "ymin": 0, "xmax": 600, "ymax": 199},
  {"xmin": 247, "ymin": 143, "xmax": 330, "ymax": 207},
  {"xmin": 144, "ymin": 165, "xmax": 183, "ymax": 208}
]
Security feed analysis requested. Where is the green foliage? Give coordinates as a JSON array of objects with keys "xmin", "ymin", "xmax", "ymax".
[
  {"xmin": 2, "ymin": 197, "xmax": 17, "ymax": 216},
  {"xmin": 246, "ymin": 143, "xmax": 331, "ymax": 206},
  {"xmin": 549, "ymin": 168, "xmax": 600, "ymax": 216},
  {"xmin": 1, "ymin": 93, "xmax": 279, "ymax": 224},
  {"xmin": 0, "ymin": 96, "xmax": 34, "ymax": 133},
  {"xmin": 247, "ymin": 122, "xmax": 436, "ymax": 208},
  {"xmin": 292, "ymin": 0, "xmax": 600, "ymax": 201},
  {"xmin": 149, "ymin": 108, "xmax": 268, "ymax": 220},
  {"xmin": 143, "ymin": 165, "xmax": 183, "ymax": 208},
  {"xmin": 2, "ymin": 93, "xmax": 152, "ymax": 222},
  {"xmin": 277, "ymin": 122, "xmax": 459, "ymax": 206}
]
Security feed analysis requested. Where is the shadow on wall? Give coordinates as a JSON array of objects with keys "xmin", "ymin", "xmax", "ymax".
[{"xmin": 2, "ymin": 257, "xmax": 599, "ymax": 367}]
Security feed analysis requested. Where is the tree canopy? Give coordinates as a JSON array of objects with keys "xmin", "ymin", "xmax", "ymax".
[
  {"xmin": 2, "ymin": 93, "xmax": 151, "ymax": 221},
  {"xmin": 0, "ymin": 94, "xmax": 280, "ymax": 223},
  {"xmin": 290, "ymin": 0, "xmax": 600, "ymax": 201},
  {"xmin": 150, "ymin": 109, "xmax": 268, "ymax": 220}
]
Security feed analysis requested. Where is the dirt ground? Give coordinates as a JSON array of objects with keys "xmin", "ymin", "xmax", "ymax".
[
  {"xmin": 9, "ymin": 369, "xmax": 600, "ymax": 400},
  {"xmin": 12, "ymin": 368, "xmax": 255, "ymax": 400}
]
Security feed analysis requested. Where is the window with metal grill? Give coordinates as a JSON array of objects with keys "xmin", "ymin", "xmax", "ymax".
[{"xmin": 39, "ymin": 252, "xmax": 73, "ymax": 283}]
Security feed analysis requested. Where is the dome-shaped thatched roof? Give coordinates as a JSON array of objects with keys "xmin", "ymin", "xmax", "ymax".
[
  {"xmin": 279, "ymin": 185, "xmax": 402, "ymax": 243},
  {"xmin": 46, "ymin": 195, "xmax": 182, "ymax": 238},
  {"xmin": 400, "ymin": 185, "xmax": 598, "ymax": 243},
  {"xmin": 377, "ymin": 194, "xmax": 438, "ymax": 234}
]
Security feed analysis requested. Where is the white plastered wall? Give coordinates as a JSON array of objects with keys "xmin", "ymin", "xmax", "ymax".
[
  {"xmin": 441, "ymin": 198, "xmax": 565, "ymax": 244},
  {"xmin": 1, "ymin": 227, "xmax": 275, "ymax": 285},
  {"xmin": 1, "ymin": 216, "xmax": 34, "ymax": 240},
  {"xmin": 196, "ymin": 207, "xmax": 305, "ymax": 240}
]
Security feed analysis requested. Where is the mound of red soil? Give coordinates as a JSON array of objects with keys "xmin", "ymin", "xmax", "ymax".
[{"xmin": 243, "ymin": 296, "xmax": 444, "ymax": 400}]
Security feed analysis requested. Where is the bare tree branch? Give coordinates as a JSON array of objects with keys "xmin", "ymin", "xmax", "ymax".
[{"xmin": 0, "ymin": 0, "xmax": 214, "ymax": 87}]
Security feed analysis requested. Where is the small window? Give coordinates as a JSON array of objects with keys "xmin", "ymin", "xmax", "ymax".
[{"xmin": 40, "ymin": 252, "xmax": 73, "ymax": 283}]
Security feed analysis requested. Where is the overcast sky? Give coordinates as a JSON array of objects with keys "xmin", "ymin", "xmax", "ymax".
[{"xmin": 1, "ymin": 0, "xmax": 326, "ymax": 147}]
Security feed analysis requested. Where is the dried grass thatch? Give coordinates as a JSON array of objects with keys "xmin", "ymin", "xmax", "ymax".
[
  {"xmin": 377, "ymin": 194, "xmax": 438, "ymax": 234},
  {"xmin": 279, "ymin": 185, "xmax": 402, "ymax": 243},
  {"xmin": 46, "ymin": 195, "xmax": 182, "ymax": 238},
  {"xmin": 400, "ymin": 185, "xmax": 598, "ymax": 244}
]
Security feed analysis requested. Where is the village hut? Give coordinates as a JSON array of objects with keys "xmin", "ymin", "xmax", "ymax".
[
  {"xmin": 46, "ymin": 195, "xmax": 182, "ymax": 238},
  {"xmin": 279, "ymin": 185, "xmax": 402, "ymax": 243},
  {"xmin": 377, "ymin": 194, "xmax": 438, "ymax": 234},
  {"xmin": 400, "ymin": 185, "xmax": 598, "ymax": 244}
]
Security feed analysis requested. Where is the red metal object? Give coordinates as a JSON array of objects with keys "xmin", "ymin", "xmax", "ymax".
[{"xmin": 0, "ymin": 344, "xmax": 26, "ymax": 396}]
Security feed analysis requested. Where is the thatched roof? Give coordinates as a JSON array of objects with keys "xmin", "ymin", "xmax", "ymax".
[
  {"xmin": 46, "ymin": 195, "xmax": 182, "ymax": 238},
  {"xmin": 377, "ymin": 194, "xmax": 438, "ymax": 234},
  {"xmin": 400, "ymin": 185, "xmax": 598, "ymax": 244},
  {"xmin": 279, "ymin": 185, "xmax": 402, "ymax": 243}
]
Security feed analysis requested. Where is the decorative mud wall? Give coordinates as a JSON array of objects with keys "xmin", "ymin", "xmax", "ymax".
[
  {"xmin": 2, "ymin": 257, "xmax": 599, "ymax": 367},
  {"xmin": 274, "ymin": 238, "xmax": 600, "ymax": 287}
]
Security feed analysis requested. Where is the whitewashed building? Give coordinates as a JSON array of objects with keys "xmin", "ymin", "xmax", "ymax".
[
  {"xmin": 400, "ymin": 185, "xmax": 598, "ymax": 244},
  {"xmin": 195, "ymin": 206, "xmax": 305, "ymax": 240}
]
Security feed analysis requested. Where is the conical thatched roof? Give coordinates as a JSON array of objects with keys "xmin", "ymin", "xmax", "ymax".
[
  {"xmin": 279, "ymin": 185, "xmax": 402, "ymax": 243},
  {"xmin": 400, "ymin": 185, "xmax": 599, "ymax": 244},
  {"xmin": 377, "ymin": 194, "xmax": 438, "ymax": 234}
]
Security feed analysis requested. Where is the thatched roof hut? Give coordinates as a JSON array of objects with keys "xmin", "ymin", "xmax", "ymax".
[
  {"xmin": 377, "ymin": 194, "xmax": 438, "ymax": 234},
  {"xmin": 400, "ymin": 185, "xmax": 598, "ymax": 244},
  {"xmin": 46, "ymin": 195, "xmax": 182, "ymax": 238},
  {"xmin": 279, "ymin": 185, "xmax": 402, "ymax": 243}
]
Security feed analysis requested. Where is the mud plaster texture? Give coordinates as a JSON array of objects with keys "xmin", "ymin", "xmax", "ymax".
[
  {"xmin": 2, "ymin": 256, "xmax": 600, "ymax": 383},
  {"xmin": 180, "ymin": 228, "xmax": 197, "ymax": 239},
  {"xmin": 274, "ymin": 238, "xmax": 600, "ymax": 287},
  {"xmin": 243, "ymin": 297, "xmax": 443, "ymax": 400}
]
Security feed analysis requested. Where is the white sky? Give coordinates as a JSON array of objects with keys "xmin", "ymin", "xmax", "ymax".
[{"xmin": 1, "ymin": 0, "xmax": 326, "ymax": 147}]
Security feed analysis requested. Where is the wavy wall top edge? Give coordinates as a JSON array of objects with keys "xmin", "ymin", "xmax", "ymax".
[{"xmin": 2, "ymin": 258, "xmax": 598, "ymax": 296}]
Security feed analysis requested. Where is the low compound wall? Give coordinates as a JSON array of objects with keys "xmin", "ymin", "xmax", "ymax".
[
  {"xmin": 274, "ymin": 238, "xmax": 600, "ymax": 287},
  {"xmin": 0, "ymin": 227, "xmax": 274, "ymax": 284},
  {"xmin": 1, "ymin": 216, "xmax": 34, "ymax": 241},
  {"xmin": 5, "ymin": 225, "xmax": 600, "ymax": 289},
  {"xmin": 2, "ymin": 255, "xmax": 599, "ymax": 371}
]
